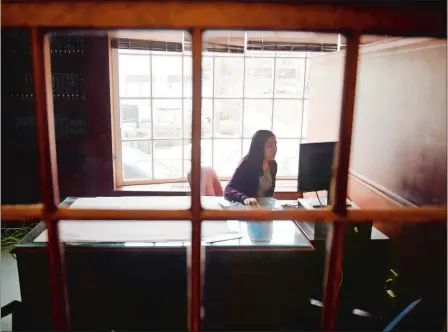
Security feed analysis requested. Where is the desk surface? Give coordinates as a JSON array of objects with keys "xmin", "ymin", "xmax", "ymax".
[{"xmin": 21, "ymin": 196, "xmax": 314, "ymax": 250}]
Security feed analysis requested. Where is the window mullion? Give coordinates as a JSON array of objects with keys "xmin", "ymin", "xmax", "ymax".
[
  {"xmin": 300, "ymin": 53, "xmax": 307, "ymax": 142},
  {"xmin": 241, "ymin": 32, "xmax": 247, "ymax": 158},
  {"xmin": 271, "ymin": 53, "xmax": 276, "ymax": 132},
  {"xmin": 181, "ymin": 33, "xmax": 185, "ymax": 178},
  {"xmin": 211, "ymin": 51, "xmax": 215, "ymax": 169},
  {"xmin": 149, "ymin": 51, "xmax": 155, "ymax": 180}
]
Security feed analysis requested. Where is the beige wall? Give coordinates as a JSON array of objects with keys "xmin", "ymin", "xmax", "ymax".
[{"xmin": 307, "ymin": 38, "xmax": 447, "ymax": 205}]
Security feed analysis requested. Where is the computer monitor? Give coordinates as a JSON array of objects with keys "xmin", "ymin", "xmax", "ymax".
[{"xmin": 297, "ymin": 141, "xmax": 336, "ymax": 206}]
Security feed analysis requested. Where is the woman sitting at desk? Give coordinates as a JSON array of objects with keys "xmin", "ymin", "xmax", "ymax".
[{"xmin": 225, "ymin": 130, "xmax": 277, "ymax": 206}]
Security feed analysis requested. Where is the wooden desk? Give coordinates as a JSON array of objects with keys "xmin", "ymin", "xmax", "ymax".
[
  {"xmin": 11, "ymin": 196, "xmax": 390, "ymax": 331},
  {"xmin": 28, "ymin": 196, "xmax": 312, "ymax": 249},
  {"xmin": 12, "ymin": 196, "xmax": 320, "ymax": 331}
]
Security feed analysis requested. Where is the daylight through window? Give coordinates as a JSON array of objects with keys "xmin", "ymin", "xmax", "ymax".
[{"xmin": 113, "ymin": 31, "xmax": 339, "ymax": 184}]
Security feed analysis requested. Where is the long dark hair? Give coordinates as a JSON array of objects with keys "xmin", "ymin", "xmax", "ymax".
[{"xmin": 245, "ymin": 130, "xmax": 275, "ymax": 166}]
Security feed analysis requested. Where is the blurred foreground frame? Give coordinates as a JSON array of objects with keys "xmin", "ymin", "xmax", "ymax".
[{"xmin": 1, "ymin": 1, "xmax": 446, "ymax": 332}]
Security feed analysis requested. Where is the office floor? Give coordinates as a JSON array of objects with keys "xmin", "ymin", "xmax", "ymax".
[{"xmin": 1, "ymin": 250, "xmax": 21, "ymax": 332}]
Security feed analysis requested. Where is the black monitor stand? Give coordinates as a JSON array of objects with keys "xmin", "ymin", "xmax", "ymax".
[
  {"xmin": 326, "ymin": 189, "xmax": 331, "ymax": 207},
  {"xmin": 312, "ymin": 189, "xmax": 331, "ymax": 208},
  {"xmin": 311, "ymin": 189, "xmax": 351, "ymax": 209}
]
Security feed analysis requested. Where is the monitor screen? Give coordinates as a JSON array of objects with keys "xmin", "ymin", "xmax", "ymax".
[{"xmin": 298, "ymin": 142, "xmax": 336, "ymax": 193}]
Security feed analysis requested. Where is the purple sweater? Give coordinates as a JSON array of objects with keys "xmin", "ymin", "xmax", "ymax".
[{"xmin": 224, "ymin": 158, "xmax": 277, "ymax": 203}]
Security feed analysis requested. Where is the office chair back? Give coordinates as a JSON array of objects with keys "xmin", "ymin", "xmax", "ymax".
[{"xmin": 187, "ymin": 167, "xmax": 224, "ymax": 196}]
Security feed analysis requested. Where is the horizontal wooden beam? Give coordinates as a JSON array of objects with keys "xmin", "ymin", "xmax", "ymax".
[
  {"xmin": 2, "ymin": 1, "xmax": 446, "ymax": 38},
  {"xmin": 2, "ymin": 204, "xmax": 446, "ymax": 223},
  {"xmin": 1, "ymin": 204, "xmax": 44, "ymax": 221}
]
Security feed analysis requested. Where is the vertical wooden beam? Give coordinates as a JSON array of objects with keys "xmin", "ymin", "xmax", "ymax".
[
  {"xmin": 321, "ymin": 221, "xmax": 347, "ymax": 330},
  {"xmin": 189, "ymin": 28, "xmax": 203, "ymax": 332},
  {"xmin": 322, "ymin": 32, "xmax": 360, "ymax": 331},
  {"xmin": 30, "ymin": 28, "xmax": 70, "ymax": 331},
  {"xmin": 331, "ymin": 32, "xmax": 360, "ymax": 215}
]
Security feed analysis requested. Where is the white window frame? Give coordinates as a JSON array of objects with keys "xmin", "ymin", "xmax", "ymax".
[{"xmin": 111, "ymin": 33, "xmax": 312, "ymax": 187}]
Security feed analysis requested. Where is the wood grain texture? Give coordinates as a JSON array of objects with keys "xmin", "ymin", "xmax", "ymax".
[
  {"xmin": 322, "ymin": 33, "xmax": 360, "ymax": 331},
  {"xmin": 31, "ymin": 29, "xmax": 59, "ymax": 212},
  {"xmin": 30, "ymin": 28, "xmax": 70, "ymax": 331},
  {"xmin": 189, "ymin": 28, "xmax": 203, "ymax": 332},
  {"xmin": 2, "ymin": 203, "xmax": 446, "ymax": 223},
  {"xmin": 331, "ymin": 33, "xmax": 360, "ymax": 216},
  {"xmin": 2, "ymin": 1, "xmax": 446, "ymax": 39}
]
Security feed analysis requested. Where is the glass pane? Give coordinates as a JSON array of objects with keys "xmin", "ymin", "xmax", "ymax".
[
  {"xmin": 153, "ymin": 99, "xmax": 182, "ymax": 139},
  {"xmin": 276, "ymin": 139, "xmax": 300, "ymax": 177},
  {"xmin": 152, "ymin": 56, "xmax": 182, "ymax": 97},
  {"xmin": 302, "ymin": 100, "xmax": 309, "ymax": 139},
  {"xmin": 273, "ymin": 100, "xmax": 303, "ymax": 138},
  {"xmin": 214, "ymin": 57, "xmax": 244, "ymax": 98},
  {"xmin": 213, "ymin": 139, "xmax": 242, "ymax": 177},
  {"xmin": 245, "ymin": 57, "xmax": 274, "ymax": 98},
  {"xmin": 118, "ymin": 53, "xmax": 151, "ymax": 97},
  {"xmin": 183, "ymin": 139, "xmax": 213, "ymax": 177},
  {"xmin": 274, "ymin": 58, "xmax": 306, "ymax": 98},
  {"xmin": 120, "ymin": 99, "xmax": 151, "ymax": 140},
  {"xmin": 153, "ymin": 140, "xmax": 183, "ymax": 179},
  {"xmin": 214, "ymin": 99, "xmax": 243, "ymax": 138},
  {"xmin": 184, "ymin": 56, "xmax": 213, "ymax": 98},
  {"xmin": 121, "ymin": 141, "xmax": 153, "ymax": 181},
  {"xmin": 183, "ymin": 99, "xmax": 213, "ymax": 138},
  {"xmin": 243, "ymin": 100, "xmax": 272, "ymax": 138}
]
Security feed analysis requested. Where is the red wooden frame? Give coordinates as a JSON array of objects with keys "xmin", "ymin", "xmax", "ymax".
[{"xmin": 2, "ymin": 1, "xmax": 446, "ymax": 331}]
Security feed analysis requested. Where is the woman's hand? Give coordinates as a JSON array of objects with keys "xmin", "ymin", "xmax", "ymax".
[{"xmin": 243, "ymin": 198, "xmax": 259, "ymax": 206}]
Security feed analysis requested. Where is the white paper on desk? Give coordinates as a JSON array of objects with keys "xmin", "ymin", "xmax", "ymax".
[
  {"xmin": 69, "ymin": 196, "xmax": 192, "ymax": 210},
  {"xmin": 34, "ymin": 197, "xmax": 236, "ymax": 243},
  {"xmin": 34, "ymin": 220, "xmax": 236, "ymax": 243},
  {"xmin": 67, "ymin": 196, "xmax": 222, "ymax": 211}
]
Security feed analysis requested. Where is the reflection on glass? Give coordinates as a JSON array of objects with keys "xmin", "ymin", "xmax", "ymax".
[
  {"xmin": 120, "ymin": 99, "xmax": 152, "ymax": 140},
  {"xmin": 276, "ymin": 139, "xmax": 300, "ymax": 177},
  {"xmin": 213, "ymin": 139, "xmax": 242, "ymax": 177},
  {"xmin": 118, "ymin": 53, "xmax": 151, "ymax": 97},
  {"xmin": 243, "ymin": 100, "xmax": 272, "ymax": 138},
  {"xmin": 183, "ymin": 99, "xmax": 213, "ymax": 138},
  {"xmin": 275, "ymin": 58, "xmax": 306, "ymax": 98},
  {"xmin": 152, "ymin": 99, "xmax": 182, "ymax": 139},
  {"xmin": 122, "ymin": 141, "xmax": 153, "ymax": 181},
  {"xmin": 214, "ymin": 57, "xmax": 244, "ymax": 98},
  {"xmin": 152, "ymin": 56, "xmax": 182, "ymax": 97},
  {"xmin": 245, "ymin": 57, "xmax": 274, "ymax": 98},
  {"xmin": 153, "ymin": 140, "xmax": 183, "ymax": 179},
  {"xmin": 273, "ymin": 100, "xmax": 303, "ymax": 138},
  {"xmin": 214, "ymin": 99, "xmax": 243, "ymax": 137}
]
